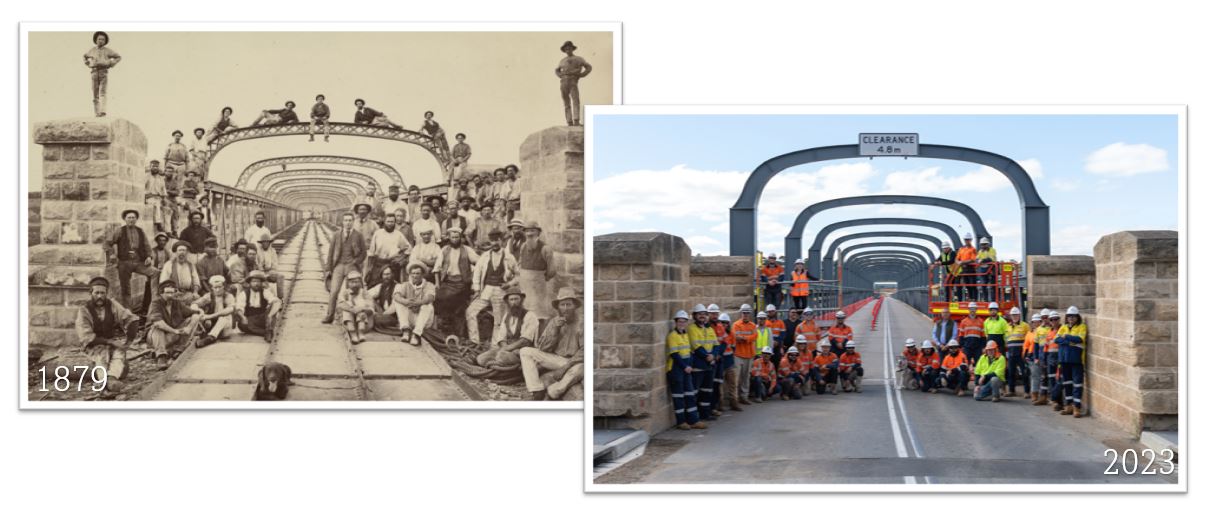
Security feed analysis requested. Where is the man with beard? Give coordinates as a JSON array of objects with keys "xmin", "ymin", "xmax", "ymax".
[
  {"xmin": 163, "ymin": 130, "xmax": 189, "ymax": 183},
  {"xmin": 504, "ymin": 219, "xmax": 525, "ymax": 261},
  {"xmin": 146, "ymin": 279, "xmax": 202, "ymax": 370},
  {"xmin": 442, "ymin": 200, "xmax": 471, "ymax": 246},
  {"xmin": 162, "ymin": 165, "xmax": 181, "ymax": 234},
  {"xmin": 322, "ymin": 212, "xmax": 366, "ymax": 324},
  {"xmin": 393, "ymin": 263, "xmax": 436, "ymax": 346},
  {"xmin": 454, "ymin": 179, "xmax": 473, "ymax": 206},
  {"xmin": 241, "ymin": 246, "xmax": 262, "ymax": 296},
  {"xmin": 178, "ymin": 210, "xmax": 214, "ymax": 264},
  {"xmin": 519, "ymin": 287, "xmax": 584, "ymax": 400},
  {"xmin": 194, "ymin": 237, "xmax": 229, "ymax": 295},
  {"xmin": 472, "ymin": 204, "xmax": 505, "ymax": 249},
  {"xmin": 367, "ymin": 266, "xmax": 401, "ymax": 334},
  {"xmin": 151, "ymin": 232, "xmax": 172, "ymax": 269},
  {"xmin": 381, "ymin": 185, "xmax": 407, "ymax": 224},
  {"xmin": 236, "ymin": 270, "xmax": 280, "ymax": 342},
  {"xmin": 436, "ymin": 228, "xmax": 479, "ymax": 338},
  {"xmin": 144, "ymin": 160, "xmax": 167, "ymax": 233},
  {"xmin": 366, "ymin": 213, "xmax": 411, "ymax": 289},
  {"xmin": 516, "ymin": 221, "xmax": 556, "ymax": 319},
  {"xmin": 255, "ymin": 234, "xmax": 284, "ymax": 299},
  {"xmin": 104, "ymin": 209, "xmax": 158, "ymax": 314},
  {"xmin": 457, "ymin": 195, "xmax": 480, "ymax": 230},
  {"xmin": 159, "ymin": 241, "xmax": 201, "ymax": 303},
  {"xmin": 74, "ymin": 277, "xmax": 140, "ymax": 391},
  {"xmin": 192, "ymin": 275, "xmax": 236, "ymax": 348},
  {"xmin": 243, "ymin": 211, "xmax": 272, "ymax": 247},
  {"xmin": 407, "ymin": 226, "xmax": 443, "ymax": 284},
  {"xmin": 403, "ymin": 185, "xmax": 424, "ymax": 240},
  {"xmin": 410, "ymin": 203, "xmax": 442, "ymax": 246},
  {"xmin": 506, "ymin": 164, "xmax": 522, "ymax": 216},
  {"xmin": 338, "ymin": 270, "xmax": 375, "ymax": 344},
  {"xmin": 466, "ymin": 230, "xmax": 518, "ymax": 345},
  {"xmin": 352, "ymin": 203, "xmax": 379, "ymax": 243},
  {"xmin": 475, "ymin": 286, "xmax": 539, "ymax": 368},
  {"xmin": 225, "ymin": 239, "xmax": 252, "ymax": 289}
]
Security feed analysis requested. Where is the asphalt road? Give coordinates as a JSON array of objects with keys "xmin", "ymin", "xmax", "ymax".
[{"xmin": 599, "ymin": 298, "xmax": 1173, "ymax": 485}]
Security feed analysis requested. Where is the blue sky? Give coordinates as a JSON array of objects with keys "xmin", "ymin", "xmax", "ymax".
[{"xmin": 591, "ymin": 113, "xmax": 1179, "ymax": 262}]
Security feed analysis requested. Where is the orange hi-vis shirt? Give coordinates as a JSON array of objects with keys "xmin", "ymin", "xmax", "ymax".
[
  {"xmin": 732, "ymin": 319, "xmax": 759, "ymax": 359},
  {"xmin": 790, "ymin": 271, "xmax": 810, "ymax": 297},
  {"xmin": 795, "ymin": 320, "xmax": 821, "ymax": 350},
  {"xmin": 1023, "ymin": 330, "xmax": 1037, "ymax": 357},
  {"xmin": 959, "ymin": 317, "xmax": 985, "ymax": 339},
  {"xmin": 752, "ymin": 356, "xmax": 775, "ymax": 381},
  {"xmin": 778, "ymin": 356, "xmax": 811, "ymax": 377},
  {"xmin": 956, "ymin": 245, "xmax": 977, "ymax": 264},
  {"xmin": 761, "ymin": 264, "xmax": 785, "ymax": 281},
  {"xmin": 916, "ymin": 352, "xmax": 941, "ymax": 372},
  {"xmin": 941, "ymin": 351, "xmax": 968, "ymax": 370},
  {"xmin": 765, "ymin": 318, "xmax": 787, "ymax": 343},
  {"xmin": 839, "ymin": 351, "xmax": 862, "ymax": 372},
  {"xmin": 713, "ymin": 322, "xmax": 732, "ymax": 354},
  {"xmin": 827, "ymin": 323, "xmax": 854, "ymax": 345},
  {"xmin": 902, "ymin": 348, "xmax": 921, "ymax": 369},
  {"xmin": 814, "ymin": 351, "xmax": 838, "ymax": 373}
]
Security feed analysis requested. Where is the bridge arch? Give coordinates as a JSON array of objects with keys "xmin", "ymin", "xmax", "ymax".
[
  {"xmin": 839, "ymin": 241, "xmax": 937, "ymax": 263},
  {"xmin": 823, "ymin": 230, "xmax": 945, "ymax": 280},
  {"xmin": 805, "ymin": 217, "xmax": 961, "ymax": 277},
  {"xmin": 236, "ymin": 155, "xmax": 405, "ymax": 189},
  {"xmin": 255, "ymin": 169, "xmax": 384, "ymax": 196},
  {"xmin": 207, "ymin": 121, "xmax": 450, "ymax": 174},
  {"xmin": 264, "ymin": 176, "xmax": 377, "ymax": 200}
]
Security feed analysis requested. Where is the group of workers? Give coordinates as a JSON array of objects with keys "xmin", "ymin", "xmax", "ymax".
[{"xmin": 935, "ymin": 233, "xmax": 1001, "ymax": 302}]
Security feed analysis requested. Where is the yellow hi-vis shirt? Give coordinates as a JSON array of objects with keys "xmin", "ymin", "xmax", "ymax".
[
  {"xmin": 687, "ymin": 323, "xmax": 718, "ymax": 353},
  {"xmin": 666, "ymin": 330, "xmax": 691, "ymax": 372},
  {"xmin": 1005, "ymin": 321, "xmax": 1031, "ymax": 345}
]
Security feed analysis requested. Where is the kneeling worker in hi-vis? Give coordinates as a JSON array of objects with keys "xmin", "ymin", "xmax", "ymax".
[
  {"xmin": 749, "ymin": 346, "xmax": 777, "ymax": 402},
  {"xmin": 973, "ymin": 341, "xmax": 1007, "ymax": 402},
  {"xmin": 518, "ymin": 287, "xmax": 584, "ymax": 401},
  {"xmin": 917, "ymin": 340, "xmax": 942, "ymax": 393},
  {"xmin": 812, "ymin": 340, "xmax": 839, "ymax": 395},
  {"xmin": 839, "ymin": 341, "xmax": 863, "ymax": 393},
  {"xmin": 776, "ymin": 346, "xmax": 811, "ymax": 399},
  {"xmin": 897, "ymin": 338, "xmax": 920, "ymax": 390},
  {"xmin": 940, "ymin": 339, "xmax": 969, "ymax": 396},
  {"xmin": 667, "ymin": 310, "xmax": 707, "ymax": 429}
]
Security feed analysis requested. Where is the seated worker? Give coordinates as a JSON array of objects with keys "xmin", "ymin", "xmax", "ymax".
[
  {"xmin": 974, "ymin": 341, "xmax": 1007, "ymax": 402},
  {"xmin": 367, "ymin": 266, "xmax": 402, "ymax": 335},
  {"xmin": 838, "ymin": 341, "xmax": 864, "ymax": 393},
  {"xmin": 940, "ymin": 339, "xmax": 969, "ymax": 396},
  {"xmin": 236, "ymin": 270, "xmax": 281, "ymax": 342},
  {"xmin": 777, "ymin": 346, "xmax": 811, "ymax": 400},
  {"xmin": 813, "ymin": 340, "xmax": 840, "ymax": 395},
  {"xmin": 750, "ymin": 346, "xmax": 778, "ymax": 402},
  {"xmin": 337, "ymin": 270, "xmax": 375, "ymax": 345},
  {"xmin": 392, "ymin": 262, "xmax": 437, "ymax": 346},
  {"xmin": 792, "ymin": 334, "xmax": 817, "ymax": 392},
  {"xmin": 518, "ymin": 287, "xmax": 584, "ymax": 401},
  {"xmin": 898, "ymin": 338, "xmax": 921, "ymax": 390},
  {"xmin": 475, "ymin": 286, "xmax": 539, "ymax": 368},
  {"xmin": 917, "ymin": 340, "xmax": 942, "ymax": 393},
  {"xmin": 146, "ymin": 279, "xmax": 202, "ymax": 371},
  {"xmin": 74, "ymin": 276, "xmax": 141, "ymax": 392},
  {"xmin": 255, "ymin": 234, "xmax": 285, "ymax": 299},
  {"xmin": 191, "ymin": 275, "xmax": 236, "ymax": 348},
  {"xmin": 826, "ymin": 310, "xmax": 853, "ymax": 350}
]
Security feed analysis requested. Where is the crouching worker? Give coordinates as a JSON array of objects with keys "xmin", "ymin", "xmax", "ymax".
[
  {"xmin": 918, "ymin": 340, "xmax": 942, "ymax": 393},
  {"xmin": 75, "ymin": 276, "xmax": 140, "ymax": 391},
  {"xmin": 518, "ymin": 287, "xmax": 584, "ymax": 401},
  {"xmin": 476, "ymin": 286, "xmax": 539, "ymax": 367},
  {"xmin": 777, "ymin": 346, "xmax": 810, "ymax": 399},
  {"xmin": 813, "ymin": 340, "xmax": 839, "ymax": 394},
  {"xmin": 839, "ymin": 341, "xmax": 864, "ymax": 393},
  {"xmin": 236, "ymin": 270, "xmax": 281, "ymax": 342},
  {"xmin": 666, "ymin": 310, "xmax": 706, "ymax": 430},
  {"xmin": 191, "ymin": 275, "xmax": 236, "ymax": 348},
  {"xmin": 337, "ymin": 271, "xmax": 375, "ymax": 344},
  {"xmin": 940, "ymin": 339, "xmax": 969, "ymax": 396},
  {"xmin": 146, "ymin": 279, "xmax": 202, "ymax": 371},
  {"xmin": 898, "ymin": 338, "xmax": 920, "ymax": 390},
  {"xmin": 974, "ymin": 341, "xmax": 1007, "ymax": 402},
  {"xmin": 393, "ymin": 263, "xmax": 437, "ymax": 346},
  {"xmin": 750, "ymin": 346, "xmax": 778, "ymax": 402}
]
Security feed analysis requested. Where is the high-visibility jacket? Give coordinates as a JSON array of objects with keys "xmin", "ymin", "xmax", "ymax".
[
  {"xmin": 1023, "ymin": 330, "xmax": 1037, "ymax": 357},
  {"xmin": 790, "ymin": 271, "xmax": 811, "ymax": 297},
  {"xmin": 752, "ymin": 357, "xmax": 775, "ymax": 381},
  {"xmin": 813, "ymin": 352, "xmax": 838, "ymax": 373},
  {"xmin": 977, "ymin": 247, "xmax": 997, "ymax": 263},
  {"xmin": 839, "ymin": 351, "xmax": 862, "ymax": 372},
  {"xmin": 827, "ymin": 324, "xmax": 854, "ymax": 347},
  {"xmin": 916, "ymin": 352, "xmax": 941, "ymax": 372},
  {"xmin": 941, "ymin": 351, "xmax": 968, "ymax": 370},
  {"xmin": 754, "ymin": 326, "xmax": 773, "ymax": 354},
  {"xmin": 956, "ymin": 245, "xmax": 977, "ymax": 264},
  {"xmin": 974, "ymin": 353, "xmax": 1007, "ymax": 379},
  {"xmin": 983, "ymin": 316, "xmax": 1009, "ymax": 337},
  {"xmin": 1034, "ymin": 326, "xmax": 1052, "ymax": 355},
  {"xmin": 665, "ymin": 330, "xmax": 691, "ymax": 373},
  {"xmin": 778, "ymin": 357, "xmax": 810, "ymax": 377},
  {"xmin": 765, "ymin": 319, "xmax": 787, "ymax": 344},
  {"xmin": 688, "ymin": 323, "xmax": 718, "ymax": 368},
  {"xmin": 795, "ymin": 320, "xmax": 821, "ymax": 351},
  {"xmin": 902, "ymin": 348, "xmax": 921, "ymax": 369},
  {"xmin": 959, "ymin": 317, "xmax": 985, "ymax": 339},
  {"xmin": 1005, "ymin": 321, "xmax": 1030, "ymax": 347},
  {"xmin": 1054, "ymin": 322, "xmax": 1088, "ymax": 364},
  {"xmin": 732, "ymin": 320, "xmax": 758, "ymax": 359},
  {"xmin": 713, "ymin": 322, "xmax": 732, "ymax": 355},
  {"xmin": 761, "ymin": 264, "xmax": 785, "ymax": 282}
]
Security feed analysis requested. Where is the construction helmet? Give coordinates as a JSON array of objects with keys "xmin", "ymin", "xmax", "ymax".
[
  {"xmin": 946, "ymin": 339, "xmax": 959, "ymax": 347},
  {"xmin": 794, "ymin": 258, "xmax": 804, "ymax": 265},
  {"xmin": 979, "ymin": 237, "xmax": 990, "ymax": 245},
  {"xmin": 795, "ymin": 334, "xmax": 807, "ymax": 344},
  {"xmin": 904, "ymin": 338, "xmax": 916, "ymax": 347},
  {"xmin": 967, "ymin": 302, "xmax": 978, "ymax": 310},
  {"xmin": 707, "ymin": 303, "xmax": 721, "ymax": 313},
  {"xmin": 757, "ymin": 311, "xmax": 767, "ymax": 319},
  {"xmin": 845, "ymin": 341, "xmax": 856, "ymax": 349},
  {"xmin": 740, "ymin": 304, "xmax": 753, "ymax": 312},
  {"xmin": 988, "ymin": 301, "xmax": 999, "ymax": 310},
  {"xmin": 719, "ymin": 313, "xmax": 731, "ymax": 322},
  {"xmin": 761, "ymin": 346, "xmax": 773, "ymax": 355},
  {"xmin": 941, "ymin": 241, "xmax": 952, "ymax": 249},
  {"xmin": 768, "ymin": 254, "xmax": 777, "ymax": 259},
  {"xmin": 673, "ymin": 310, "xmax": 689, "ymax": 320},
  {"xmin": 787, "ymin": 346, "xmax": 800, "ymax": 355},
  {"xmin": 803, "ymin": 307, "xmax": 814, "ymax": 314},
  {"xmin": 921, "ymin": 340, "xmax": 934, "ymax": 349},
  {"xmin": 818, "ymin": 341, "xmax": 831, "ymax": 350},
  {"xmin": 1066, "ymin": 306, "xmax": 1080, "ymax": 316},
  {"xmin": 984, "ymin": 341, "xmax": 999, "ymax": 350},
  {"xmin": 964, "ymin": 232, "xmax": 973, "ymax": 240},
  {"xmin": 836, "ymin": 310, "xmax": 847, "ymax": 318},
  {"xmin": 1030, "ymin": 313, "xmax": 1042, "ymax": 322},
  {"xmin": 765, "ymin": 304, "xmax": 777, "ymax": 312},
  {"xmin": 1009, "ymin": 306, "xmax": 1022, "ymax": 316},
  {"xmin": 692, "ymin": 304, "xmax": 708, "ymax": 314}
]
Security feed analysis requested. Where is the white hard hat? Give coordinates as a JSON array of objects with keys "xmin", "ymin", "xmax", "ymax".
[
  {"xmin": 836, "ymin": 310, "xmax": 847, "ymax": 318},
  {"xmin": 719, "ymin": 313, "xmax": 731, "ymax": 322},
  {"xmin": 673, "ymin": 310, "xmax": 689, "ymax": 320},
  {"xmin": 757, "ymin": 311, "xmax": 767, "ymax": 319},
  {"xmin": 979, "ymin": 237, "xmax": 990, "ymax": 244},
  {"xmin": 794, "ymin": 258, "xmax": 804, "ymax": 265},
  {"xmin": 787, "ymin": 346, "xmax": 800, "ymax": 354},
  {"xmin": 765, "ymin": 304, "xmax": 777, "ymax": 312},
  {"xmin": 941, "ymin": 241, "xmax": 952, "ymax": 249},
  {"xmin": 740, "ymin": 304, "xmax": 753, "ymax": 312},
  {"xmin": 1009, "ymin": 306, "xmax": 1021, "ymax": 316},
  {"xmin": 904, "ymin": 338, "xmax": 916, "ymax": 347},
  {"xmin": 692, "ymin": 303, "xmax": 708, "ymax": 313},
  {"xmin": 1030, "ymin": 313, "xmax": 1042, "ymax": 322},
  {"xmin": 988, "ymin": 302, "xmax": 999, "ymax": 309},
  {"xmin": 795, "ymin": 334, "xmax": 807, "ymax": 343},
  {"xmin": 768, "ymin": 254, "xmax": 777, "ymax": 259},
  {"xmin": 1039, "ymin": 308, "xmax": 1050, "ymax": 317},
  {"xmin": 1048, "ymin": 311, "xmax": 1061, "ymax": 319},
  {"xmin": 921, "ymin": 340, "xmax": 934, "ymax": 349},
  {"xmin": 707, "ymin": 303, "xmax": 721, "ymax": 313},
  {"xmin": 761, "ymin": 346, "xmax": 772, "ymax": 354},
  {"xmin": 818, "ymin": 341, "xmax": 831, "ymax": 349},
  {"xmin": 946, "ymin": 339, "xmax": 959, "ymax": 347},
  {"xmin": 803, "ymin": 307, "xmax": 813, "ymax": 314},
  {"xmin": 967, "ymin": 302, "xmax": 978, "ymax": 310},
  {"xmin": 964, "ymin": 232, "xmax": 973, "ymax": 239},
  {"xmin": 845, "ymin": 341, "xmax": 856, "ymax": 349},
  {"xmin": 1066, "ymin": 306, "xmax": 1080, "ymax": 316}
]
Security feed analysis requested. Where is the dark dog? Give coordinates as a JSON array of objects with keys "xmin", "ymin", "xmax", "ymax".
[{"xmin": 255, "ymin": 362, "xmax": 292, "ymax": 400}]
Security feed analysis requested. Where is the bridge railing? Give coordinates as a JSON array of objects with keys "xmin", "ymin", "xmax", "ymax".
[
  {"xmin": 205, "ymin": 181, "xmax": 302, "ymax": 252},
  {"xmin": 754, "ymin": 279, "xmax": 876, "ymax": 319}
]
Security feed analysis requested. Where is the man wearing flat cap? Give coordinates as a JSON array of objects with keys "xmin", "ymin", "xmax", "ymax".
[
  {"xmin": 520, "ymin": 287, "xmax": 584, "ymax": 400},
  {"xmin": 159, "ymin": 240, "xmax": 202, "ymax": 303},
  {"xmin": 104, "ymin": 208, "xmax": 158, "ymax": 314},
  {"xmin": 555, "ymin": 40, "xmax": 592, "ymax": 126},
  {"xmin": 83, "ymin": 31, "xmax": 120, "ymax": 117},
  {"xmin": 381, "ymin": 184, "xmax": 407, "ymax": 224},
  {"xmin": 146, "ymin": 279, "xmax": 202, "ymax": 370},
  {"xmin": 393, "ymin": 262, "xmax": 437, "ymax": 346},
  {"xmin": 466, "ymin": 229, "xmax": 518, "ymax": 344},
  {"xmin": 516, "ymin": 220, "xmax": 557, "ymax": 319},
  {"xmin": 75, "ymin": 276, "xmax": 140, "ymax": 389},
  {"xmin": 407, "ymin": 226, "xmax": 443, "ymax": 284}
]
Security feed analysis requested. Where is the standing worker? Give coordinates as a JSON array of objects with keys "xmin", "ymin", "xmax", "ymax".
[
  {"xmin": 688, "ymin": 305, "xmax": 719, "ymax": 420},
  {"xmin": 1025, "ymin": 312, "xmax": 1046, "ymax": 404},
  {"xmin": 83, "ymin": 31, "xmax": 121, "ymax": 117},
  {"xmin": 789, "ymin": 258, "xmax": 811, "ymax": 310},
  {"xmin": 760, "ymin": 255, "xmax": 785, "ymax": 310},
  {"xmin": 730, "ymin": 304, "xmax": 758, "ymax": 408},
  {"xmin": 936, "ymin": 241, "xmax": 957, "ymax": 301},
  {"xmin": 666, "ymin": 310, "xmax": 707, "ymax": 430},
  {"xmin": 1003, "ymin": 306, "xmax": 1031, "ymax": 397},
  {"xmin": 710, "ymin": 308, "xmax": 732, "ymax": 416},
  {"xmin": 1045, "ymin": 310, "xmax": 1064, "ymax": 410},
  {"xmin": 931, "ymin": 306, "xmax": 958, "ymax": 349},
  {"xmin": 955, "ymin": 233, "xmax": 978, "ymax": 301},
  {"xmin": 982, "ymin": 302, "xmax": 1008, "ymax": 352},
  {"xmin": 1054, "ymin": 306, "xmax": 1088, "ymax": 418},
  {"xmin": 959, "ymin": 302, "xmax": 986, "ymax": 367},
  {"xmin": 976, "ymin": 237, "xmax": 998, "ymax": 302},
  {"xmin": 754, "ymin": 311, "xmax": 775, "ymax": 372}
]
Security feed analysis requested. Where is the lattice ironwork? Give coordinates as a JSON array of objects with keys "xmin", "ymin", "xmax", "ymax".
[
  {"xmin": 267, "ymin": 178, "xmax": 369, "ymax": 199},
  {"xmin": 209, "ymin": 122, "xmax": 450, "ymax": 169},
  {"xmin": 276, "ymin": 189, "xmax": 356, "ymax": 206},
  {"xmin": 235, "ymin": 155, "xmax": 405, "ymax": 189},
  {"xmin": 255, "ymin": 169, "xmax": 379, "ymax": 194}
]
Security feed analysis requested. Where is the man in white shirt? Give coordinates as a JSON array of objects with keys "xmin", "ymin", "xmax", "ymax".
[
  {"xmin": 192, "ymin": 275, "xmax": 236, "ymax": 348},
  {"xmin": 236, "ymin": 270, "xmax": 281, "ymax": 342},
  {"xmin": 408, "ymin": 227, "xmax": 443, "ymax": 284},
  {"xmin": 366, "ymin": 212, "xmax": 411, "ymax": 287},
  {"xmin": 255, "ymin": 234, "xmax": 283, "ymax": 299},
  {"xmin": 466, "ymin": 230, "xmax": 518, "ymax": 344},
  {"xmin": 392, "ymin": 263, "xmax": 437, "ymax": 346},
  {"xmin": 381, "ymin": 184, "xmax": 407, "ymax": 224},
  {"xmin": 457, "ymin": 195, "xmax": 480, "ymax": 232},
  {"xmin": 243, "ymin": 211, "xmax": 272, "ymax": 246},
  {"xmin": 475, "ymin": 286, "xmax": 540, "ymax": 368},
  {"xmin": 410, "ymin": 203, "xmax": 442, "ymax": 244}
]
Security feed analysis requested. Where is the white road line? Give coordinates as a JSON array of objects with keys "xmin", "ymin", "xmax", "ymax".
[
  {"xmin": 880, "ymin": 300, "xmax": 916, "ymax": 484},
  {"xmin": 886, "ymin": 301, "xmax": 933, "ymax": 484}
]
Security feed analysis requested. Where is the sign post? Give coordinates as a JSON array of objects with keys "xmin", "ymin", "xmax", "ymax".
[{"xmin": 859, "ymin": 133, "xmax": 919, "ymax": 156}]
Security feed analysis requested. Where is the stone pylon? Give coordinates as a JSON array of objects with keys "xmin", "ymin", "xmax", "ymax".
[{"xmin": 516, "ymin": 126, "xmax": 585, "ymax": 297}]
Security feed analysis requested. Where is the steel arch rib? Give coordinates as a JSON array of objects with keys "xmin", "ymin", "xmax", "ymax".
[
  {"xmin": 207, "ymin": 122, "xmax": 450, "ymax": 169},
  {"xmin": 236, "ymin": 155, "xmax": 405, "ymax": 189}
]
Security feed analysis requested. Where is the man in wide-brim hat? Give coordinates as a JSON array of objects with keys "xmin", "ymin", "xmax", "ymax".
[
  {"xmin": 519, "ymin": 286, "xmax": 584, "ymax": 400},
  {"xmin": 516, "ymin": 220, "xmax": 556, "ymax": 319},
  {"xmin": 475, "ymin": 285, "xmax": 540, "ymax": 369},
  {"xmin": 555, "ymin": 40, "xmax": 592, "ymax": 126},
  {"xmin": 106, "ymin": 207, "xmax": 158, "ymax": 314},
  {"xmin": 236, "ymin": 269, "xmax": 281, "ymax": 343}
]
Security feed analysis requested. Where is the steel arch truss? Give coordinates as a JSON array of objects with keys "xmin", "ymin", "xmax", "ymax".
[
  {"xmin": 804, "ymin": 217, "xmax": 962, "ymax": 277},
  {"xmin": 236, "ymin": 155, "xmax": 405, "ymax": 189},
  {"xmin": 824, "ymin": 230, "xmax": 945, "ymax": 280},
  {"xmin": 208, "ymin": 121, "xmax": 450, "ymax": 170}
]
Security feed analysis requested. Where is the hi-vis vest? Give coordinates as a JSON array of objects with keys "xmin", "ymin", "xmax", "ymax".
[
  {"xmin": 665, "ymin": 330, "xmax": 691, "ymax": 372},
  {"xmin": 1005, "ymin": 321, "xmax": 1030, "ymax": 347},
  {"xmin": 1055, "ymin": 323, "xmax": 1088, "ymax": 364},
  {"xmin": 755, "ymin": 326, "xmax": 773, "ymax": 353},
  {"xmin": 790, "ymin": 271, "xmax": 810, "ymax": 297}
]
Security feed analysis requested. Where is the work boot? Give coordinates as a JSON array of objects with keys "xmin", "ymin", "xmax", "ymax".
[
  {"xmin": 829, "ymin": 383, "xmax": 837, "ymax": 395},
  {"xmin": 729, "ymin": 401, "xmax": 744, "ymax": 412},
  {"xmin": 156, "ymin": 356, "xmax": 169, "ymax": 371},
  {"xmin": 853, "ymin": 378, "xmax": 862, "ymax": 393},
  {"xmin": 992, "ymin": 395, "xmax": 1001, "ymax": 402},
  {"xmin": 196, "ymin": 335, "xmax": 215, "ymax": 348},
  {"xmin": 1053, "ymin": 401, "xmax": 1065, "ymax": 412},
  {"xmin": 711, "ymin": 409, "xmax": 722, "ymax": 417},
  {"xmin": 528, "ymin": 390, "xmax": 547, "ymax": 401},
  {"xmin": 690, "ymin": 422, "xmax": 708, "ymax": 430},
  {"xmin": 1061, "ymin": 404, "xmax": 1074, "ymax": 415},
  {"xmin": 1030, "ymin": 392, "xmax": 1038, "ymax": 403},
  {"xmin": 106, "ymin": 379, "xmax": 126, "ymax": 393},
  {"xmin": 1073, "ymin": 407, "xmax": 1084, "ymax": 418},
  {"xmin": 956, "ymin": 389, "xmax": 965, "ymax": 397},
  {"xmin": 676, "ymin": 423, "xmax": 691, "ymax": 430},
  {"xmin": 1034, "ymin": 394, "xmax": 1049, "ymax": 406},
  {"xmin": 739, "ymin": 398, "xmax": 752, "ymax": 405}
]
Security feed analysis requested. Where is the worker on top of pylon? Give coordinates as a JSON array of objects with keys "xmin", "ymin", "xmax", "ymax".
[
  {"xmin": 917, "ymin": 340, "xmax": 942, "ymax": 393},
  {"xmin": 932, "ymin": 305, "xmax": 958, "ymax": 348},
  {"xmin": 1003, "ymin": 306, "xmax": 1032, "ymax": 398},
  {"xmin": 959, "ymin": 302, "xmax": 987, "ymax": 366},
  {"xmin": 955, "ymin": 233, "xmax": 979, "ymax": 301},
  {"xmin": 1043, "ymin": 310, "xmax": 1064, "ymax": 409},
  {"xmin": 1025, "ymin": 312, "xmax": 1044, "ymax": 403},
  {"xmin": 839, "ymin": 341, "xmax": 864, "ymax": 393},
  {"xmin": 937, "ymin": 240, "xmax": 958, "ymax": 301},
  {"xmin": 789, "ymin": 258, "xmax": 811, "ymax": 310},
  {"xmin": 730, "ymin": 304, "xmax": 758, "ymax": 408},
  {"xmin": 813, "ymin": 340, "xmax": 840, "ymax": 395},
  {"xmin": 794, "ymin": 306, "xmax": 821, "ymax": 354},
  {"xmin": 709, "ymin": 306, "xmax": 730, "ymax": 416},
  {"xmin": 973, "ymin": 341, "xmax": 1007, "ymax": 402},
  {"xmin": 750, "ymin": 346, "xmax": 778, "ymax": 402},
  {"xmin": 826, "ymin": 310, "xmax": 854, "ymax": 351},
  {"xmin": 983, "ymin": 301, "xmax": 1008, "ymax": 353},
  {"xmin": 940, "ymin": 338, "xmax": 969, "ymax": 396},
  {"xmin": 688, "ymin": 304, "xmax": 719, "ymax": 420},
  {"xmin": 1054, "ymin": 306, "xmax": 1089, "ymax": 418},
  {"xmin": 760, "ymin": 254, "xmax": 785, "ymax": 310},
  {"xmin": 898, "ymin": 338, "xmax": 920, "ymax": 390},
  {"xmin": 975, "ymin": 236, "xmax": 998, "ymax": 302},
  {"xmin": 764, "ymin": 304, "xmax": 787, "ymax": 360},
  {"xmin": 777, "ymin": 346, "xmax": 811, "ymax": 400},
  {"xmin": 666, "ymin": 310, "xmax": 706, "ymax": 430}
]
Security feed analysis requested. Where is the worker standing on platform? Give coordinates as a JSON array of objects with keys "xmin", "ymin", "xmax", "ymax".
[
  {"xmin": 760, "ymin": 255, "xmax": 785, "ymax": 309},
  {"xmin": 666, "ymin": 310, "xmax": 706, "ymax": 430},
  {"xmin": 730, "ymin": 304, "xmax": 758, "ymax": 408},
  {"xmin": 973, "ymin": 341, "xmax": 1007, "ymax": 402},
  {"xmin": 826, "ymin": 310, "xmax": 854, "ymax": 351},
  {"xmin": 1054, "ymin": 306, "xmax": 1088, "ymax": 418},
  {"xmin": 688, "ymin": 305, "xmax": 718, "ymax": 420},
  {"xmin": 794, "ymin": 307, "xmax": 821, "ymax": 353},
  {"xmin": 917, "ymin": 340, "xmax": 942, "ymax": 393},
  {"xmin": 839, "ymin": 341, "xmax": 863, "ymax": 393},
  {"xmin": 1003, "ymin": 306, "xmax": 1031, "ymax": 397},
  {"xmin": 813, "ymin": 340, "xmax": 839, "ymax": 395},
  {"xmin": 937, "ymin": 241, "xmax": 957, "ymax": 301},
  {"xmin": 789, "ymin": 259, "xmax": 811, "ymax": 310},
  {"xmin": 976, "ymin": 237, "xmax": 998, "ymax": 302},
  {"xmin": 1025, "ymin": 312, "xmax": 1046, "ymax": 404},
  {"xmin": 959, "ymin": 302, "xmax": 986, "ymax": 366},
  {"xmin": 983, "ymin": 302, "xmax": 1008, "ymax": 356},
  {"xmin": 955, "ymin": 233, "xmax": 978, "ymax": 301},
  {"xmin": 940, "ymin": 339, "xmax": 969, "ymax": 396}
]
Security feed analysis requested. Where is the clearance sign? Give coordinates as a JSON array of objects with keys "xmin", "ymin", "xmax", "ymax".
[{"xmin": 859, "ymin": 133, "xmax": 919, "ymax": 156}]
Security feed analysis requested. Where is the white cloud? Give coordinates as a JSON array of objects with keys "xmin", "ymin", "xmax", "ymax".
[
  {"xmin": 709, "ymin": 222, "xmax": 729, "ymax": 234},
  {"xmin": 684, "ymin": 235, "xmax": 724, "ymax": 254},
  {"xmin": 880, "ymin": 158, "xmax": 1043, "ymax": 194},
  {"xmin": 593, "ymin": 221, "xmax": 615, "ymax": 233},
  {"xmin": 1050, "ymin": 224, "xmax": 1108, "ymax": 256},
  {"xmin": 1051, "ymin": 180, "xmax": 1079, "ymax": 192},
  {"xmin": 1084, "ymin": 142, "xmax": 1169, "ymax": 177}
]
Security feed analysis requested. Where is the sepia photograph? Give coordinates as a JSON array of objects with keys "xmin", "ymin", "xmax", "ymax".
[
  {"xmin": 587, "ymin": 106, "xmax": 1185, "ymax": 490},
  {"xmin": 21, "ymin": 23, "xmax": 615, "ymax": 406}
]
